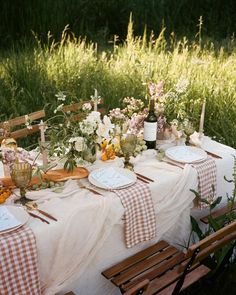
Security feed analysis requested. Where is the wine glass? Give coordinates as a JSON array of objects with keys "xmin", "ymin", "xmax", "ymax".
[
  {"xmin": 120, "ymin": 134, "xmax": 137, "ymax": 170},
  {"xmin": 11, "ymin": 162, "xmax": 32, "ymax": 205}
]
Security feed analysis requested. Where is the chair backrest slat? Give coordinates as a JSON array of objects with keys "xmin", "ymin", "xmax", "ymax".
[
  {"xmin": 179, "ymin": 220, "xmax": 236, "ymax": 272},
  {"xmin": 0, "ymin": 110, "xmax": 45, "ymax": 141},
  {"xmin": 187, "ymin": 220, "xmax": 236, "ymax": 257},
  {"xmin": 0, "ymin": 110, "xmax": 45, "ymax": 129},
  {"xmin": 61, "ymin": 99, "xmax": 104, "ymax": 115}
]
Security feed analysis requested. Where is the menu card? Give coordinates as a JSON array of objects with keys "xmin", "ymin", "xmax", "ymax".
[
  {"xmin": 0, "ymin": 206, "xmax": 21, "ymax": 232},
  {"xmin": 91, "ymin": 167, "xmax": 133, "ymax": 189}
]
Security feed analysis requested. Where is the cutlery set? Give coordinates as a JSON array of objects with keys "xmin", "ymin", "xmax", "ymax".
[
  {"xmin": 25, "ymin": 202, "xmax": 57, "ymax": 224},
  {"xmin": 135, "ymin": 173, "xmax": 154, "ymax": 183}
]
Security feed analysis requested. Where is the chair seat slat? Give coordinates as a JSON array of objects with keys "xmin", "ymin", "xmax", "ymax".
[
  {"xmin": 112, "ymin": 246, "xmax": 179, "ymax": 286},
  {"xmin": 102, "ymin": 240, "xmax": 169, "ymax": 279}
]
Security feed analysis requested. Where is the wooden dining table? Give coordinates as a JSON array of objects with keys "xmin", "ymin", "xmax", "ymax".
[{"xmin": 0, "ymin": 136, "xmax": 235, "ymax": 295}]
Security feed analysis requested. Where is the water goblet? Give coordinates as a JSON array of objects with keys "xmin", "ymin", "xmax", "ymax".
[
  {"xmin": 11, "ymin": 162, "xmax": 32, "ymax": 205},
  {"xmin": 120, "ymin": 134, "xmax": 137, "ymax": 170}
]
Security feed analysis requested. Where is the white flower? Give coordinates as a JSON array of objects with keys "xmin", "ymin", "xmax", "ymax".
[
  {"xmin": 103, "ymin": 115, "xmax": 114, "ymax": 130},
  {"xmin": 54, "ymin": 103, "xmax": 64, "ymax": 114},
  {"xmin": 175, "ymin": 78, "xmax": 189, "ymax": 94},
  {"xmin": 96, "ymin": 116, "xmax": 114, "ymax": 142},
  {"xmin": 79, "ymin": 120, "xmax": 97, "ymax": 135},
  {"xmin": 86, "ymin": 111, "xmax": 101, "ymax": 124},
  {"xmin": 55, "ymin": 92, "xmax": 66, "ymax": 101},
  {"xmin": 69, "ymin": 136, "xmax": 84, "ymax": 152},
  {"xmin": 69, "ymin": 137, "xmax": 84, "ymax": 152},
  {"xmin": 25, "ymin": 115, "xmax": 32, "ymax": 130},
  {"xmin": 82, "ymin": 102, "xmax": 92, "ymax": 111}
]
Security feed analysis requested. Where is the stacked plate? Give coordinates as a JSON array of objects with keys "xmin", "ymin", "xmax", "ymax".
[
  {"xmin": 165, "ymin": 146, "xmax": 207, "ymax": 164},
  {"xmin": 0, "ymin": 206, "xmax": 29, "ymax": 234},
  {"xmin": 89, "ymin": 167, "xmax": 136, "ymax": 190}
]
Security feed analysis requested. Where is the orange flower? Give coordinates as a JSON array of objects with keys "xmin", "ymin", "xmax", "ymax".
[{"xmin": 101, "ymin": 144, "xmax": 116, "ymax": 161}]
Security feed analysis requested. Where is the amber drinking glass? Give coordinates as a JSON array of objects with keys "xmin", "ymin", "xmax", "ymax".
[
  {"xmin": 11, "ymin": 162, "xmax": 32, "ymax": 205},
  {"xmin": 120, "ymin": 134, "xmax": 137, "ymax": 170}
]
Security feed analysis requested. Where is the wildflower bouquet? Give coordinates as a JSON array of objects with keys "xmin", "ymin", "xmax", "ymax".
[{"xmin": 46, "ymin": 91, "xmax": 115, "ymax": 171}]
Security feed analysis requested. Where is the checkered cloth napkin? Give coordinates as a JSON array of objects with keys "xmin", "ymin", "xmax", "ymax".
[
  {"xmin": 192, "ymin": 157, "xmax": 217, "ymax": 209},
  {"xmin": 0, "ymin": 225, "xmax": 41, "ymax": 295},
  {"xmin": 113, "ymin": 181, "xmax": 156, "ymax": 248}
]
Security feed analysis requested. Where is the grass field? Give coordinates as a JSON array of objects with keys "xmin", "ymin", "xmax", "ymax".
[{"xmin": 0, "ymin": 22, "xmax": 236, "ymax": 148}]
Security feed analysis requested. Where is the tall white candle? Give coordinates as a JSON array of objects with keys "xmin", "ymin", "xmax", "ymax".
[
  {"xmin": 93, "ymin": 89, "xmax": 98, "ymax": 112},
  {"xmin": 199, "ymin": 99, "xmax": 206, "ymax": 137},
  {"xmin": 39, "ymin": 120, "xmax": 48, "ymax": 166}
]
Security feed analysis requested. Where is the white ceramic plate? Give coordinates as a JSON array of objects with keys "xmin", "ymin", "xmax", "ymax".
[
  {"xmin": 165, "ymin": 146, "xmax": 207, "ymax": 163},
  {"xmin": 89, "ymin": 167, "xmax": 136, "ymax": 190},
  {"xmin": 0, "ymin": 205, "xmax": 29, "ymax": 234}
]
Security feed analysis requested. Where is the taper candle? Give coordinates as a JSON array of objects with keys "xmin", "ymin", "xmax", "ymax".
[
  {"xmin": 93, "ymin": 89, "xmax": 98, "ymax": 111},
  {"xmin": 199, "ymin": 99, "xmax": 206, "ymax": 137},
  {"xmin": 39, "ymin": 120, "xmax": 48, "ymax": 166}
]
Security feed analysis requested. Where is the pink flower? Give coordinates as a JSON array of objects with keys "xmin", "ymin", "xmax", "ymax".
[{"xmin": 148, "ymin": 81, "xmax": 164, "ymax": 99}]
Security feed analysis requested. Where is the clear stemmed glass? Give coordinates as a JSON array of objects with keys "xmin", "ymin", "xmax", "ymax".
[
  {"xmin": 120, "ymin": 134, "xmax": 137, "ymax": 170},
  {"xmin": 11, "ymin": 162, "xmax": 32, "ymax": 205}
]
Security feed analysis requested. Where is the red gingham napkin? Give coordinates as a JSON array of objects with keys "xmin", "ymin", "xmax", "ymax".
[
  {"xmin": 192, "ymin": 157, "xmax": 217, "ymax": 209},
  {"xmin": 0, "ymin": 225, "xmax": 41, "ymax": 295},
  {"xmin": 113, "ymin": 181, "xmax": 156, "ymax": 248}
]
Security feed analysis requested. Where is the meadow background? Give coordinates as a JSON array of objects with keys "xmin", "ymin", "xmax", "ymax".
[{"xmin": 0, "ymin": 0, "xmax": 236, "ymax": 148}]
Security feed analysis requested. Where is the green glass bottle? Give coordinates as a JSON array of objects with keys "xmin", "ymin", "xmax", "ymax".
[{"xmin": 143, "ymin": 99, "xmax": 157, "ymax": 149}]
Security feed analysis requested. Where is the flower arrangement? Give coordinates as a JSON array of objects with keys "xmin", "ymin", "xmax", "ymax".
[{"xmin": 46, "ymin": 91, "xmax": 116, "ymax": 170}]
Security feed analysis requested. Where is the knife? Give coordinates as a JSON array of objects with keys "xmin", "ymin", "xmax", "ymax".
[
  {"xmin": 135, "ymin": 173, "xmax": 154, "ymax": 182},
  {"xmin": 205, "ymin": 151, "xmax": 222, "ymax": 159},
  {"xmin": 36, "ymin": 208, "xmax": 58, "ymax": 222},
  {"xmin": 28, "ymin": 211, "xmax": 50, "ymax": 224},
  {"xmin": 26, "ymin": 203, "xmax": 58, "ymax": 222}
]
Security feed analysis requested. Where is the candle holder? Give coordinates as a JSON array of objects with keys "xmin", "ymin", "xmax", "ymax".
[{"xmin": 11, "ymin": 162, "xmax": 32, "ymax": 205}]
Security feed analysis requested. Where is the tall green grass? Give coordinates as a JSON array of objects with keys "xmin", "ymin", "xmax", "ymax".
[{"xmin": 0, "ymin": 23, "xmax": 236, "ymax": 148}]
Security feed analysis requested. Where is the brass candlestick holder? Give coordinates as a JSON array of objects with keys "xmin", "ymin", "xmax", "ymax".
[{"xmin": 11, "ymin": 162, "xmax": 32, "ymax": 205}]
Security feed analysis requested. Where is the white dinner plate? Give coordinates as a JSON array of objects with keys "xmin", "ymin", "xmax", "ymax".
[
  {"xmin": 165, "ymin": 146, "xmax": 207, "ymax": 163},
  {"xmin": 89, "ymin": 167, "xmax": 137, "ymax": 190},
  {"xmin": 0, "ymin": 205, "xmax": 29, "ymax": 234}
]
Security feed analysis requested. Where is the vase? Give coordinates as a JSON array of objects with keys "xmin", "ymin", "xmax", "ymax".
[{"xmin": 82, "ymin": 143, "xmax": 97, "ymax": 163}]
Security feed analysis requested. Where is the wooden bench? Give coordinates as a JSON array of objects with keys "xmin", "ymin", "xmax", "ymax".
[
  {"xmin": 0, "ymin": 110, "xmax": 45, "ymax": 142},
  {"xmin": 102, "ymin": 220, "xmax": 236, "ymax": 295},
  {"xmin": 200, "ymin": 202, "xmax": 236, "ymax": 224}
]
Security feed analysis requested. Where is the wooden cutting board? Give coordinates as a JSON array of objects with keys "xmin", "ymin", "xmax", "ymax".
[{"xmin": 0, "ymin": 167, "xmax": 89, "ymax": 187}]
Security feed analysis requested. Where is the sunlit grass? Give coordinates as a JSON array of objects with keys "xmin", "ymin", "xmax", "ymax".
[{"xmin": 0, "ymin": 23, "xmax": 235, "ymax": 148}]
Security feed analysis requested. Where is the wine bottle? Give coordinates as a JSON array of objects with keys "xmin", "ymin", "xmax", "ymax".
[{"xmin": 144, "ymin": 98, "xmax": 157, "ymax": 149}]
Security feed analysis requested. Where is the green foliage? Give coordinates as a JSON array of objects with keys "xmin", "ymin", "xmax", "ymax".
[
  {"xmin": 0, "ymin": 24, "xmax": 236, "ymax": 148},
  {"xmin": 1, "ymin": 0, "xmax": 236, "ymax": 47},
  {"xmin": 190, "ymin": 157, "xmax": 236, "ymax": 273}
]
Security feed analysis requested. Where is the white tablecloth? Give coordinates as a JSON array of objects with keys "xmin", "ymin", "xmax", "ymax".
[{"xmin": 1, "ymin": 137, "xmax": 235, "ymax": 295}]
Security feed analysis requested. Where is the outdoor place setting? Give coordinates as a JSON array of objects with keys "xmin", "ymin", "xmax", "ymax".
[{"xmin": 0, "ymin": 2, "xmax": 236, "ymax": 295}]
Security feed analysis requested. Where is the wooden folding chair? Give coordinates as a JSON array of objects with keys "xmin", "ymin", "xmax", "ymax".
[
  {"xmin": 61, "ymin": 99, "xmax": 105, "ymax": 122},
  {"xmin": 0, "ymin": 110, "xmax": 45, "ymax": 142},
  {"xmin": 200, "ymin": 202, "xmax": 236, "ymax": 224},
  {"xmin": 102, "ymin": 220, "xmax": 236, "ymax": 295}
]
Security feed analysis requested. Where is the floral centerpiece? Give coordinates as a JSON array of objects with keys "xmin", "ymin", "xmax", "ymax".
[{"xmin": 46, "ymin": 91, "xmax": 116, "ymax": 171}]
